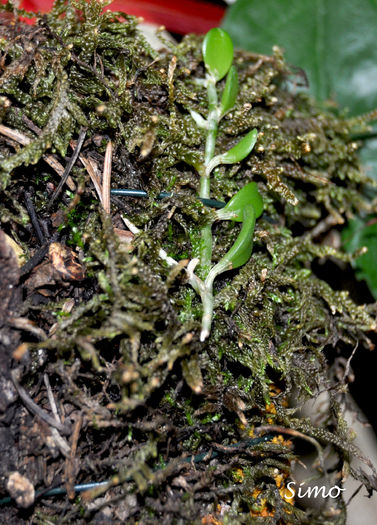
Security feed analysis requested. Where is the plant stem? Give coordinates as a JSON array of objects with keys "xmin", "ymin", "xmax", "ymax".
[
  {"xmin": 200, "ymin": 283, "xmax": 214, "ymax": 342},
  {"xmin": 204, "ymin": 80, "xmax": 219, "ymax": 168},
  {"xmin": 198, "ymin": 76, "xmax": 220, "ymax": 340},
  {"xmin": 199, "ymin": 77, "xmax": 218, "ymax": 276}
]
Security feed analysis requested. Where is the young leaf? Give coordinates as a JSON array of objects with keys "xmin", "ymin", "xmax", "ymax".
[
  {"xmin": 216, "ymin": 182, "xmax": 263, "ymax": 222},
  {"xmin": 190, "ymin": 109, "xmax": 208, "ymax": 129},
  {"xmin": 202, "ymin": 28, "xmax": 234, "ymax": 82},
  {"xmin": 220, "ymin": 65, "xmax": 238, "ymax": 118},
  {"xmin": 219, "ymin": 204, "xmax": 256, "ymax": 269},
  {"xmin": 205, "ymin": 203, "xmax": 256, "ymax": 287},
  {"xmin": 206, "ymin": 128, "xmax": 258, "ymax": 174}
]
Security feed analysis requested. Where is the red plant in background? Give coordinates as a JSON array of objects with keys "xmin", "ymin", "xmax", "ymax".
[{"xmin": 5, "ymin": 0, "xmax": 225, "ymax": 34}]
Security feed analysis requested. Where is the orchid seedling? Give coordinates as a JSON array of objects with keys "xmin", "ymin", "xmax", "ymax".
[
  {"xmin": 122, "ymin": 29, "xmax": 263, "ymax": 342},
  {"xmin": 188, "ymin": 28, "xmax": 264, "ymax": 341}
]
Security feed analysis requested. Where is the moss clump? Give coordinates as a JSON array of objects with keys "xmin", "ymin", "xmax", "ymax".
[{"xmin": 1, "ymin": 1, "xmax": 377, "ymax": 523}]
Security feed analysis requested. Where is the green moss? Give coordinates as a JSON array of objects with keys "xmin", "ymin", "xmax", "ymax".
[{"xmin": 1, "ymin": 1, "xmax": 377, "ymax": 523}]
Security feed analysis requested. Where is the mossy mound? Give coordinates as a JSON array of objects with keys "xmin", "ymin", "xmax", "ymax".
[{"xmin": 0, "ymin": 1, "xmax": 376, "ymax": 523}]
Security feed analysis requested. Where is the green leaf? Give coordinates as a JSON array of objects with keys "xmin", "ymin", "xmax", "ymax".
[
  {"xmin": 223, "ymin": 204, "xmax": 256, "ymax": 269},
  {"xmin": 209, "ymin": 203, "xmax": 256, "ymax": 280},
  {"xmin": 342, "ymin": 216, "xmax": 377, "ymax": 299},
  {"xmin": 220, "ymin": 65, "xmax": 238, "ymax": 118},
  {"xmin": 216, "ymin": 182, "xmax": 263, "ymax": 222},
  {"xmin": 222, "ymin": 0, "xmax": 377, "ymax": 116},
  {"xmin": 206, "ymin": 128, "xmax": 258, "ymax": 174},
  {"xmin": 202, "ymin": 28, "xmax": 234, "ymax": 82}
]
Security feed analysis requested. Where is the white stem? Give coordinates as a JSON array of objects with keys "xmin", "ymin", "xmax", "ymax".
[
  {"xmin": 122, "ymin": 215, "xmax": 220, "ymax": 342},
  {"xmin": 187, "ymin": 257, "xmax": 200, "ymax": 278},
  {"xmin": 205, "ymin": 154, "xmax": 224, "ymax": 177},
  {"xmin": 215, "ymin": 209, "xmax": 238, "ymax": 221},
  {"xmin": 200, "ymin": 283, "xmax": 214, "ymax": 342},
  {"xmin": 121, "ymin": 215, "xmax": 204, "ymax": 295},
  {"xmin": 121, "ymin": 215, "xmax": 140, "ymax": 235},
  {"xmin": 190, "ymin": 110, "xmax": 208, "ymax": 129}
]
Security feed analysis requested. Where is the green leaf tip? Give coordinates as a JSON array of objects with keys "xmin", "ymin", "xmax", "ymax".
[
  {"xmin": 220, "ymin": 65, "xmax": 238, "ymax": 118},
  {"xmin": 217, "ymin": 182, "xmax": 263, "ymax": 222},
  {"xmin": 205, "ymin": 183, "xmax": 263, "ymax": 288},
  {"xmin": 206, "ymin": 128, "xmax": 258, "ymax": 174},
  {"xmin": 222, "ymin": 203, "xmax": 256, "ymax": 270},
  {"xmin": 202, "ymin": 28, "xmax": 234, "ymax": 82},
  {"xmin": 206, "ymin": 203, "xmax": 257, "ymax": 286}
]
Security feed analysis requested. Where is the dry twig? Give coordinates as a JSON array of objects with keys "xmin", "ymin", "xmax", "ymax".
[
  {"xmin": 0, "ymin": 123, "xmax": 76, "ymax": 190},
  {"xmin": 102, "ymin": 140, "xmax": 112, "ymax": 214}
]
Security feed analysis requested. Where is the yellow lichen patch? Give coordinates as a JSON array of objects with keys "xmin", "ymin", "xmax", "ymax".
[
  {"xmin": 264, "ymin": 385, "xmax": 289, "ymax": 423},
  {"xmin": 249, "ymin": 477, "xmax": 294, "ymax": 519},
  {"xmin": 272, "ymin": 468, "xmax": 295, "ymax": 505},
  {"xmin": 237, "ymin": 421, "xmax": 246, "ymax": 431},
  {"xmin": 274, "ymin": 472, "xmax": 285, "ymax": 489},
  {"xmin": 201, "ymin": 504, "xmax": 227, "ymax": 524},
  {"xmin": 264, "ymin": 401, "xmax": 277, "ymax": 424},
  {"xmin": 269, "ymin": 384, "xmax": 282, "ymax": 397},
  {"xmin": 231, "ymin": 468, "xmax": 245, "ymax": 483},
  {"xmin": 201, "ymin": 514, "xmax": 223, "ymax": 525},
  {"xmin": 280, "ymin": 484, "xmax": 295, "ymax": 504},
  {"xmin": 271, "ymin": 435, "xmax": 293, "ymax": 448},
  {"xmin": 265, "ymin": 402, "xmax": 277, "ymax": 415},
  {"xmin": 268, "ymin": 384, "xmax": 289, "ymax": 407},
  {"xmin": 250, "ymin": 488, "xmax": 274, "ymax": 518},
  {"xmin": 248, "ymin": 425, "xmax": 255, "ymax": 438}
]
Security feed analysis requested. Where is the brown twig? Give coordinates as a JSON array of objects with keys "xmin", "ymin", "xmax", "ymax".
[
  {"xmin": 44, "ymin": 373, "xmax": 60, "ymax": 423},
  {"xmin": 9, "ymin": 317, "xmax": 47, "ymax": 340},
  {"xmin": 343, "ymin": 341, "xmax": 359, "ymax": 385},
  {"xmin": 43, "ymin": 374, "xmax": 71, "ymax": 458},
  {"xmin": 254, "ymin": 424, "xmax": 325, "ymax": 472},
  {"xmin": 19, "ymin": 232, "xmax": 59, "ymax": 277},
  {"xmin": 0, "ymin": 123, "xmax": 76, "ymax": 190},
  {"xmin": 79, "ymin": 154, "xmax": 103, "ymax": 204},
  {"xmin": 65, "ymin": 414, "xmax": 83, "ymax": 500},
  {"xmin": 308, "ymin": 213, "xmax": 344, "ymax": 239},
  {"xmin": 11, "ymin": 369, "xmax": 72, "ymax": 436},
  {"xmin": 0, "ymin": 123, "xmax": 30, "ymax": 145},
  {"xmin": 102, "ymin": 140, "xmax": 112, "ymax": 214}
]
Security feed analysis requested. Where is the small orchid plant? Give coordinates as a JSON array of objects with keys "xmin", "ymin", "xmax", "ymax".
[
  {"xmin": 189, "ymin": 28, "xmax": 264, "ymax": 341},
  {"xmin": 123, "ymin": 28, "xmax": 263, "ymax": 341}
]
